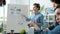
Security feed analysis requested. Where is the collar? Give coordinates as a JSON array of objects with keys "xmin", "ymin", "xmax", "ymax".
[{"xmin": 35, "ymin": 12, "xmax": 40, "ymax": 15}]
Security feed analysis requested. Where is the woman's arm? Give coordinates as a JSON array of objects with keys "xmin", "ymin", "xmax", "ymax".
[{"xmin": 21, "ymin": 14, "xmax": 31, "ymax": 21}]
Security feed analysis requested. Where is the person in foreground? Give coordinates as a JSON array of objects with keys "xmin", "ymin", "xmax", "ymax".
[
  {"xmin": 43, "ymin": 5, "xmax": 60, "ymax": 34},
  {"xmin": 48, "ymin": 4, "xmax": 60, "ymax": 34}
]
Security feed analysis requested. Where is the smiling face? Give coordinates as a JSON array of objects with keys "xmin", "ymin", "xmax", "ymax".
[
  {"xmin": 33, "ymin": 5, "xmax": 39, "ymax": 12},
  {"xmin": 32, "ymin": 3, "xmax": 40, "ymax": 13},
  {"xmin": 55, "ymin": 8, "xmax": 60, "ymax": 24}
]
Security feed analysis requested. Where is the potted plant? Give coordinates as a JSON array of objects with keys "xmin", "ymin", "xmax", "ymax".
[{"xmin": 20, "ymin": 29, "xmax": 26, "ymax": 34}]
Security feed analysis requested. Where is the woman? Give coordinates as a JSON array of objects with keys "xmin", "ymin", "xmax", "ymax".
[
  {"xmin": 48, "ymin": 4, "xmax": 60, "ymax": 34},
  {"xmin": 21, "ymin": 3, "xmax": 44, "ymax": 34},
  {"xmin": 43, "ymin": 5, "xmax": 60, "ymax": 34},
  {"xmin": 43, "ymin": 0, "xmax": 60, "ymax": 30}
]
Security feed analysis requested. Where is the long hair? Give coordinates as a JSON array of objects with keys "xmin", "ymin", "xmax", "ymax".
[
  {"xmin": 3, "ymin": 0, "xmax": 6, "ymax": 5},
  {"xmin": 55, "ymin": 16, "xmax": 59, "ymax": 26}
]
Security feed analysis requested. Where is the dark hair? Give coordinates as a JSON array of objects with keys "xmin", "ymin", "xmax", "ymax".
[
  {"xmin": 3, "ymin": 0, "xmax": 6, "ymax": 5},
  {"xmin": 0, "ymin": 0, "xmax": 6, "ymax": 6},
  {"xmin": 51, "ymin": 0, "xmax": 55, "ymax": 2},
  {"xmin": 55, "ymin": 16, "xmax": 59, "ymax": 26},
  {"xmin": 11, "ymin": 30, "xmax": 14, "ymax": 32},
  {"xmin": 55, "ymin": 4, "xmax": 60, "ymax": 11},
  {"xmin": 51, "ymin": 0, "xmax": 60, "ymax": 4},
  {"xmin": 33, "ymin": 3, "xmax": 40, "ymax": 10}
]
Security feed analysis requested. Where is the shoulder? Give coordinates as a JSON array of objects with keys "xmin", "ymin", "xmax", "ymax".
[
  {"xmin": 55, "ymin": 25, "xmax": 60, "ymax": 29},
  {"xmin": 38, "ymin": 13, "xmax": 44, "ymax": 17},
  {"xmin": 56, "ymin": 25, "xmax": 60, "ymax": 28}
]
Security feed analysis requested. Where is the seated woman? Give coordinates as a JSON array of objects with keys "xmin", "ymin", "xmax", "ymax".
[
  {"xmin": 43, "ymin": 5, "xmax": 60, "ymax": 34},
  {"xmin": 48, "ymin": 4, "xmax": 60, "ymax": 34}
]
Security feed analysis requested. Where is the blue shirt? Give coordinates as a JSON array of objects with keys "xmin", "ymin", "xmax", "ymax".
[
  {"xmin": 48, "ymin": 24, "xmax": 60, "ymax": 34},
  {"xmin": 26, "ymin": 12, "xmax": 44, "ymax": 28}
]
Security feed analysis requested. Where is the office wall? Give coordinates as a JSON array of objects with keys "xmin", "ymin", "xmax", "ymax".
[
  {"xmin": 6, "ymin": 4, "xmax": 29, "ymax": 33},
  {"xmin": 6, "ymin": 0, "xmax": 29, "ymax": 33},
  {"xmin": 10, "ymin": 0, "xmax": 29, "ymax": 5}
]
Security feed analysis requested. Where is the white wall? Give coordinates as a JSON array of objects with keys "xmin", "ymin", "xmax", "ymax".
[
  {"xmin": 6, "ymin": 4, "xmax": 28, "ymax": 33},
  {"xmin": 5, "ymin": 0, "xmax": 29, "ymax": 18},
  {"xmin": 5, "ymin": 0, "xmax": 29, "ymax": 33},
  {"xmin": 10, "ymin": 0, "xmax": 29, "ymax": 5},
  {"xmin": 4, "ymin": 0, "xmax": 10, "ymax": 18}
]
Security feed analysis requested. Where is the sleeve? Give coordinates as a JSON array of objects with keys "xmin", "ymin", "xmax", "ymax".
[
  {"xmin": 50, "ymin": 25, "xmax": 60, "ymax": 34},
  {"xmin": 48, "ymin": 25, "xmax": 55, "ymax": 30},
  {"xmin": 26, "ymin": 15, "xmax": 31, "ymax": 22},
  {"xmin": 26, "ymin": 17, "xmax": 31, "ymax": 22}
]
